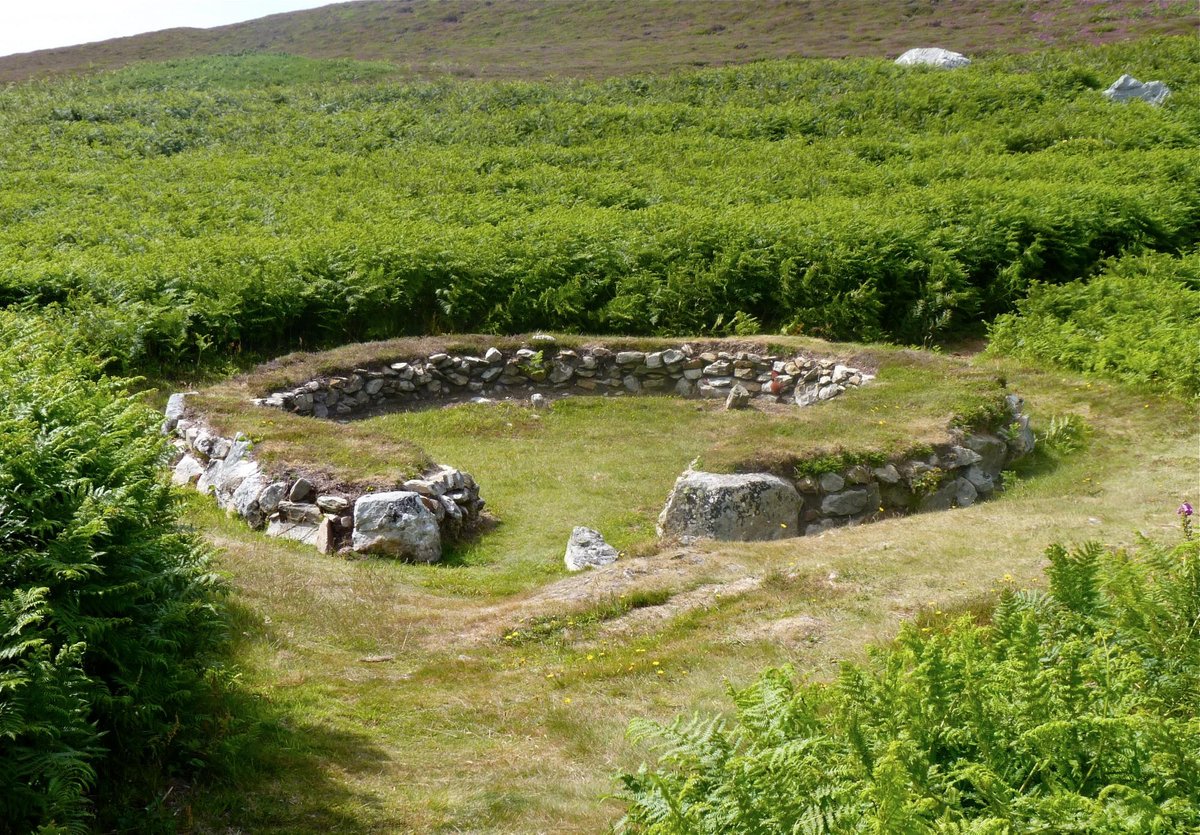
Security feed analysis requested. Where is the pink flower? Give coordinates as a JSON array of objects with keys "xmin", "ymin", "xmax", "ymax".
[{"xmin": 1179, "ymin": 502, "xmax": 1194, "ymax": 517}]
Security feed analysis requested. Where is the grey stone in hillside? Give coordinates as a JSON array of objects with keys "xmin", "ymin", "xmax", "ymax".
[
  {"xmin": 944, "ymin": 445, "xmax": 983, "ymax": 468},
  {"xmin": 725, "ymin": 384, "xmax": 751, "ymax": 410},
  {"xmin": 315, "ymin": 518, "xmax": 336, "ymax": 555},
  {"xmin": 317, "ymin": 495, "xmax": 351, "ymax": 514},
  {"xmin": 277, "ymin": 501, "xmax": 323, "ymax": 525},
  {"xmin": 258, "ymin": 481, "xmax": 287, "ymax": 515},
  {"xmin": 795, "ymin": 384, "xmax": 821, "ymax": 407},
  {"xmin": 1007, "ymin": 415, "xmax": 1036, "ymax": 459},
  {"xmin": 230, "ymin": 474, "xmax": 269, "ymax": 527},
  {"xmin": 919, "ymin": 480, "xmax": 958, "ymax": 512},
  {"xmin": 821, "ymin": 488, "xmax": 872, "ymax": 517},
  {"xmin": 895, "ymin": 47, "xmax": 970, "ymax": 69},
  {"xmin": 564, "ymin": 526, "xmax": 619, "ymax": 571},
  {"xmin": 658, "ymin": 471, "xmax": 800, "ymax": 542},
  {"xmin": 162, "ymin": 392, "xmax": 195, "ymax": 435},
  {"xmin": 963, "ymin": 465, "xmax": 994, "ymax": 495},
  {"xmin": 267, "ymin": 519, "xmax": 320, "ymax": 546},
  {"xmin": 352, "ymin": 491, "xmax": 442, "ymax": 562},
  {"xmin": 208, "ymin": 454, "xmax": 261, "ymax": 512},
  {"xmin": 955, "ymin": 477, "xmax": 979, "ymax": 508},
  {"xmin": 1103, "ymin": 74, "xmax": 1170, "ymax": 105},
  {"xmin": 818, "ymin": 472, "xmax": 845, "ymax": 493},
  {"xmin": 288, "ymin": 478, "xmax": 314, "ymax": 502},
  {"xmin": 963, "ymin": 433, "xmax": 1008, "ymax": 472},
  {"xmin": 872, "ymin": 464, "xmax": 901, "ymax": 484},
  {"xmin": 169, "ymin": 455, "xmax": 202, "ymax": 488}
]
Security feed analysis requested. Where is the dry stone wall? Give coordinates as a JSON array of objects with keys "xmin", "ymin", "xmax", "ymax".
[
  {"xmin": 163, "ymin": 394, "xmax": 483, "ymax": 560},
  {"xmin": 657, "ymin": 394, "xmax": 1035, "ymax": 542},
  {"xmin": 253, "ymin": 338, "xmax": 873, "ymax": 418}
]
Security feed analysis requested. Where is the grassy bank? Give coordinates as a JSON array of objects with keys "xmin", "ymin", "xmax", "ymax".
[{"xmin": 181, "ymin": 346, "xmax": 1197, "ymax": 832}]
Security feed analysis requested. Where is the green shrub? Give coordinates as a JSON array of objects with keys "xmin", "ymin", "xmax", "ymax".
[
  {"xmin": 620, "ymin": 533, "xmax": 1200, "ymax": 833},
  {"xmin": 0, "ymin": 312, "xmax": 228, "ymax": 832},
  {"xmin": 989, "ymin": 251, "xmax": 1200, "ymax": 396},
  {"xmin": 1, "ymin": 37, "xmax": 1197, "ymax": 371}
]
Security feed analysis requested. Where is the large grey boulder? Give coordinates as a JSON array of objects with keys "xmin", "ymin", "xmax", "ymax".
[
  {"xmin": 658, "ymin": 471, "xmax": 800, "ymax": 542},
  {"xmin": 230, "ymin": 474, "xmax": 269, "ymax": 527},
  {"xmin": 352, "ymin": 491, "xmax": 442, "ymax": 562},
  {"xmin": 895, "ymin": 47, "xmax": 970, "ymax": 69},
  {"xmin": 564, "ymin": 527, "xmax": 619, "ymax": 571},
  {"xmin": 1103, "ymin": 74, "xmax": 1170, "ymax": 105}
]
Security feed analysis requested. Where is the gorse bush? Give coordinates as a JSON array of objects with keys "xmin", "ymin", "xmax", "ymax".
[
  {"xmin": 620, "ymin": 533, "xmax": 1200, "ymax": 833},
  {"xmin": 0, "ymin": 37, "xmax": 1197, "ymax": 371},
  {"xmin": 989, "ymin": 250, "xmax": 1200, "ymax": 397},
  {"xmin": 0, "ymin": 313, "xmax": 228, "ymax": 832}
]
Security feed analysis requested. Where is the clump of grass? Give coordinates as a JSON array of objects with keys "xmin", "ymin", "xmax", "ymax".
[{"xmin": 1037, "ymin": 413, "xmax": 1091, "ymax": 456}]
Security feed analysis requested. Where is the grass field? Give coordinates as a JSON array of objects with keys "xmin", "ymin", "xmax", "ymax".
[{"xmin": 180, "ymin": 342, "xmax": 1197, "ymax": 832}]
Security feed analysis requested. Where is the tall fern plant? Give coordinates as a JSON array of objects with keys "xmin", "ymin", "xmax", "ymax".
[
  {"xmin": 620, "ymin": 533, "xmax": 1200, "ymax": 833},
  {"xmin": 0, "ymin": 312, "xmax": 228, "ymax": 833}
]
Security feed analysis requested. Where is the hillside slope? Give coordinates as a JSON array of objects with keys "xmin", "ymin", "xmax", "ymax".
[{"xmin": 1, "ymin": 0, "xmax": 1195, "ymax": 83}]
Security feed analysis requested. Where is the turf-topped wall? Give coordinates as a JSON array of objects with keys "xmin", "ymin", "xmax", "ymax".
[
  {"xmin": 165, "ymin": 339, "xmax": 1032, "ymax": 565},
  {"xmin": 165, "ymin": 396, "xmax": 484, "ymax": 560},
  {"xmin": 252, "ymin": 338, "xmax": 873, "ymax": 417},
  {"xmin": 658, "ymin": 394, "xmax": 1033, "ymax": 541}
]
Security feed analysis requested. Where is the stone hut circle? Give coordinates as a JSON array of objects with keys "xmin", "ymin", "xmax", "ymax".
[{"xmin": 164, "ymin": 337, "xmax": 1033, "ymax": 569}]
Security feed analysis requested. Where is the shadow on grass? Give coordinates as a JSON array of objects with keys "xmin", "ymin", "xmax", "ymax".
[{"xmin": 169, "ymin": 600, "xmax": 397, "ymax": 834}]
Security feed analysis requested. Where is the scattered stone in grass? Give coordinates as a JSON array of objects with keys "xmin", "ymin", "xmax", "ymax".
[
  {"xmin": 1103, "ymin": 73, "xmax": 1170, "ymax": 105},
  {"xmin": 895, "ymin": 47, "xmax": 970, "ymax": 68},
  {"xmin": 565, "ymin": 526, "xmax": 620, "ymax": 572},
  {"xmin": 358, "ymin": 654, "xmax": 395, "ymax": 663}
]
